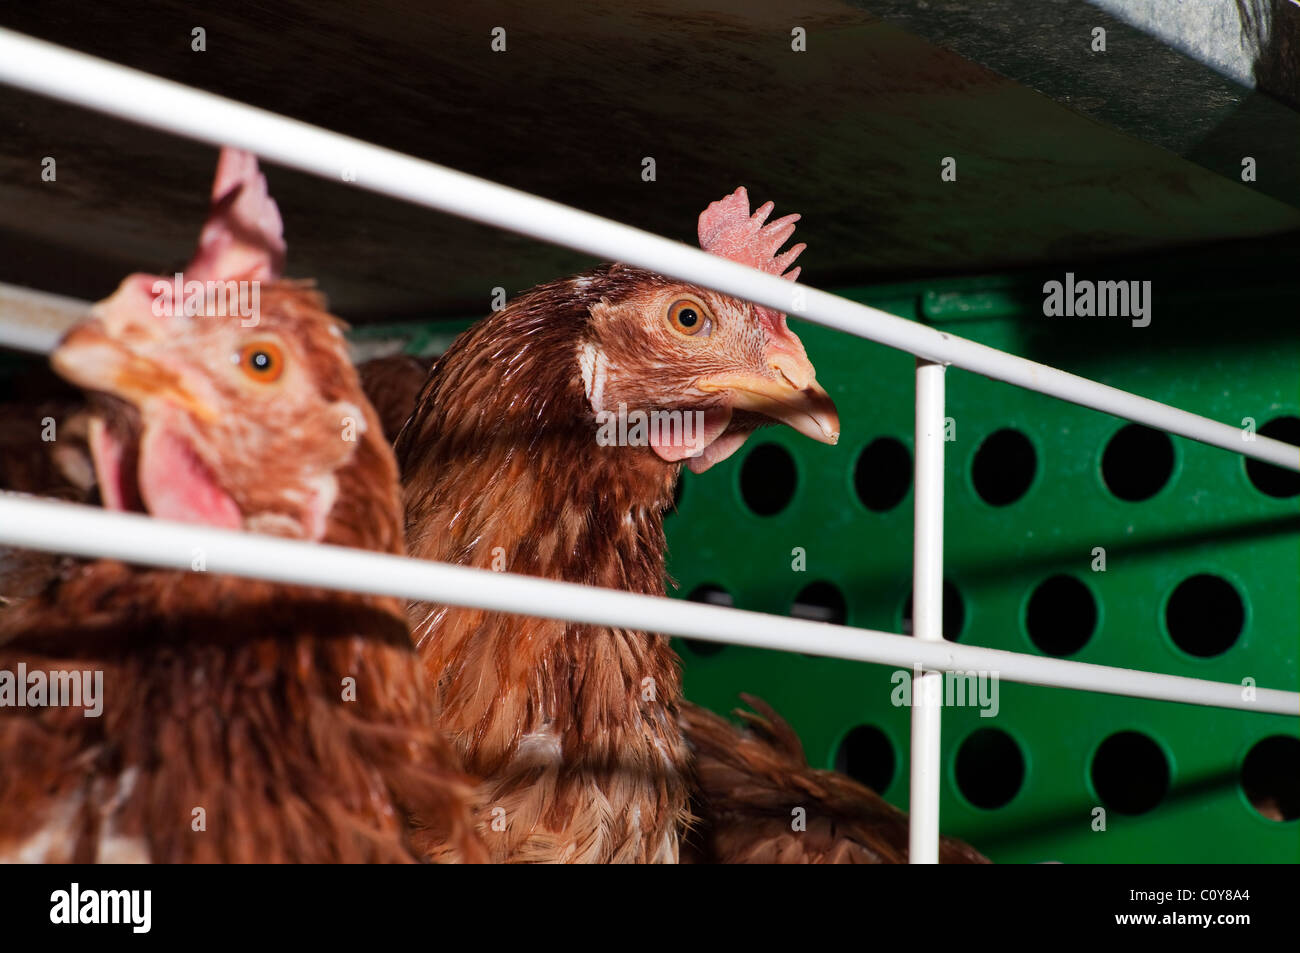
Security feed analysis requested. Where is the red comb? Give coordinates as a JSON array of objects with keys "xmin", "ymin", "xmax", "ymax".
[
  {"xmin": 698, "ymin": 187, "xmax": 805, "ymax": 283},
  {"xmin": 187, "ymin": 147, "xmax": 286, "ymax": 283},
  {"xmin": 698, "ymin": 187, "xmax": 806, "ymax": 334}
]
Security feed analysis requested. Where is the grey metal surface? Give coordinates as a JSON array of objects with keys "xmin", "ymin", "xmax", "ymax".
[
  {"xmin": 855, "ymin": 0, "xmax": 1300, "ymax": 209},
  {"xmin": 1088, "ymin": 0, "xmax": 1260, "ymax": 88},
  {"xmin": 1, "ymin": 1, "xmax": 1298, "ymax": 326}
]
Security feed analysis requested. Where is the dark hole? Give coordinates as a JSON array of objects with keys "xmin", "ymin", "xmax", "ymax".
[
  {"xmin": 791, "ymin": 581, "xmax": 847, "ymax": 625},
  {"xmin": 1101, "ymin": 424, "xmax": 1175, "ymax": 502},
  {"xmin": 901, "ymin": 580, "xmax": 966, "ymax": 641},
  {"xmin": 1241, "ymin": 735, "xmax": 1300, "ymax": 822},
  {"xmin": 1026, "ymin": 574, "xmax": 1097, "ymax": 657},
  {"xmin": 682, "ymin": 584, "xmax": 732, "ymax": 656},
  {"xmin": 971, "ymin": 428, "xmax": 1036, "ymax": 506},
  {"xmin": 955, "ymin": 728, "xmax": 1025, "ymax": 809},
  {"xmin": 854, "ymin": 437, "xmax": 912, "ymax": 512},
  {"xmin": 1091, "ymin": 731, "xmax": 1170, "ymax": 815},
  {"xmin": 1245, "ymin": 416, "xmax": 1300, "ymax": 498},
  {"xmin": 739, "ymin": 442, "xmax": 797, "ymax": 516},
  {"xmin": 835, "ymin": 725, "xmax": 895, "ymax": 795},
  {"xmin": 1165, "ymin": 574, "xmax": 1244, "ymax": 658}
]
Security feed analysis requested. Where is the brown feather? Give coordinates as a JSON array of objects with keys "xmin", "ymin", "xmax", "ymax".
[
  {"xmin": 0, "ymin": 384, "xmax": 96, "ymax": 608},
  {"xmin": 680, "ymin": 696, "xmax": 990, "ymax": 864},
  {"xmin": 398, "ymin": 268, "xmax": 693, "ymax": 863},
  {"xmin": 359, "ymin": 354, "xmax": 437, "ymax": 444},
  {"xmin": 0, "ymin": 568, "xmax": 483, "ymax": 863}
]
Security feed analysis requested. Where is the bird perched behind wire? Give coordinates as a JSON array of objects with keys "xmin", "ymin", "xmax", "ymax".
[
  {"xmin": 383, "ymin": 188, "xmax": 987, "ymax": 863},
  {"xmin": 392, "ymin": 187, "xmax": 839, "ymax": 862},
  {"xmin": 681, "ymin": 695, "xmax": 990, "ymax": 863},
  {"xmin": 0, "ymin": 148, "xmax": 484, "ymax": 863}
]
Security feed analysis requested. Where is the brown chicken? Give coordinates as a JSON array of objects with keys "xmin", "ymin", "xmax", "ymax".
[
  {"xmin": 681, "ymin": 696, "xmax": 989, "ymax": 863},
  {"xmin": 394, "ymin": 189, "xmax": 842, "ymax": 862},
  {"xmin": 0, "ymin": 148, "xmax": 483, "ymax": 863},
  {"xmin": 388, "ymin": 189, "xmax": 988, "ymax": 863}
]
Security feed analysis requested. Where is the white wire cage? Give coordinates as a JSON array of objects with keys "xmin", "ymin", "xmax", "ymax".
[{"xmin": 0, "ymin": 27, "xmax": 1297, "ymax": 863}]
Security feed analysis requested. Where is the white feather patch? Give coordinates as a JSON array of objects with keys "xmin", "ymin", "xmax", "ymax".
[
  {"xmin": 578, "ymin": 342, "xmax": 608, "ymax": 413},
  {"xmin": 95, "ymin": 767, "xmax": 150, "ymax": 864},
  {"xmin": 2, "ymin": 790, "xmax": 84, "ymax": 863},
  {"xmin": 513, "ymin": 729, "xmax": 563, "ymax": 769}
]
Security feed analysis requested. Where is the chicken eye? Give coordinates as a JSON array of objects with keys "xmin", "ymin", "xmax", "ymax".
[
  {"xmin": 668, "ymin": 298, "xmax": 712, "ymax": 337},
  {"xmin": 238, "ymin": 341, "xmax": 285, "ymax": 383}
]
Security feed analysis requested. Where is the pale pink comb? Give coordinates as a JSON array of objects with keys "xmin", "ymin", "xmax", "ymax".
[
  {"xmin": 187, "ymin": 147, "xmax": 287, "ymax": 283},
  {"xmin": 698, "ymin": 187, "xmax": 805, "ymax": 282},
  {"xmin": 697, "ymin": 187, "xmax": 806, "ymax": 334}
]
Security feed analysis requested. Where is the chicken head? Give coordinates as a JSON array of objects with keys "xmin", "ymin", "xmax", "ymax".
[
  {"xmin": 50, "ymin": 149, "xmax": 373, "ymax": 542},
  {"xmin": 578, "ymin": 188, "xmax": 839, "ymax": 473}
]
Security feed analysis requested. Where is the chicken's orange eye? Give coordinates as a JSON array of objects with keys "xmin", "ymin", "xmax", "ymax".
[
  {"xmin": 238, "ymin": 341, "xmax": 285, "ymax": 383},
  {"xmin": 667, "ymin": 298, "xmax": 712, "ymax": 337}
]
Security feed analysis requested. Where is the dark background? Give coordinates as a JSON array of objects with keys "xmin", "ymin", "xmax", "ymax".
[{"xmin": 3, "ymin": 0, "xmax": 1300, "ymax": 325}]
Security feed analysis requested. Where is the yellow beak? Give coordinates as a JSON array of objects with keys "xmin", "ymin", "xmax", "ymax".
[
  {"xmin": 696, "ymin": 353, "xmax": 840, "ymax": 445},
  {"xmin": 52, "ymin": 321, "xmax": 218, "ymax": 423}
]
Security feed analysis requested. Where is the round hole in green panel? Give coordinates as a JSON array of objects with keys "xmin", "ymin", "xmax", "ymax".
[
  {"xmin": 682, "ymin": 584, "xmax": 733, "ymax": 656},
  {"xmin": 1244, "ymin": 415, "xmax": 1300, "ymax": 498},
  {"xmin": 1240, "ymin": 735, "xmax": 1300, "ymax": 822},
  {"xmin": 791, "ymin": 581, "xmax": 846, "ymax": 625},
  {"xmin": 1164, "ymin": 573, "xmax": 1244, "ymax": 658},
  {"xmin": 739, "ymin": 442, "xmax": 796, "ymax": 516},
  {"xmin": 971, "ymin": 428, "xmax": 1036, "ymax": 506},
  {"xmin": 954, "ymin": 728, "xmax": 1025, "ymax": 809},
  {"xmin": 834, "ymin": 725, "xmax": 895, "ymax": 795},
  {"xmin": 1101, "ymin": 424, "xmax": 1175, "ymax": 502},
  {"xmin": 1090, "ymin": 731, "xmax": 1170, "ymax": 816},
  {"xmin": 854, "ymin": 437, "xmax": 911, "ymax": 512},
  {"xmin": 1025, "ymin": 574, "xmax": 1097, "ymax": 657},
  {"xmin": 901, "ymin": 580, "xmax": 966, "ymax": 641}
]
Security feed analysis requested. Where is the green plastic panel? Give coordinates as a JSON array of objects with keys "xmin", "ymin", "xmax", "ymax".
[{"xmin": 665, "ymin": 265, "xmax": 1300, "ymax": 863}]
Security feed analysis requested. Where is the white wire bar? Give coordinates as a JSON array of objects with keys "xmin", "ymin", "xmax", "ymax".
[
  {"xmin": 910, "ymin": 360, "xmax": 947, "ymax": 863},
  {"xmin": 0, "ymin": 27, "xmax": 1296, "ymax": 473},
  {"xmin": 0, "ymin": 494, "xmax": 1295, "ymax": 717},
  {"xmin": 0, "ymin": 282, "xmax": 89, "ymax": 354}
]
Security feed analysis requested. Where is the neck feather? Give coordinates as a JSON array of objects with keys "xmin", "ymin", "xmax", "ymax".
[{"xmin": 396, "ymin": 293, "xmax": 689, "ymax": 785}]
